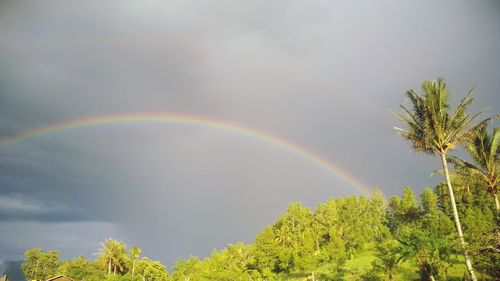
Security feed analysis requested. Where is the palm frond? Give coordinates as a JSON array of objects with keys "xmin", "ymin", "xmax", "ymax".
[
  {"xmin": 460, "ymin": 113, "xmax": 500, "ymax": 142},
  {"xmin": 447, "ymin": 156, "xmax": 487, "ymax": 181},
  {"xmin": 490, "ymin": 127, "xmax": 500, "ymax": 163},
  {"xmin": 447, "ymin": 88, "xmax": 474, "ymax": 134}
]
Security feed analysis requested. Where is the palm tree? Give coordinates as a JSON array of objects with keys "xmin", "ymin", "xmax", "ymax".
[
  {"xmin": 448, "ymin": 125, "xmax": 500, "ymax": 211},
  {"xmin": 129, "ymin": 246, "xmax": 142, "ymax": 275},
  {"xmin": 97, "ymin": 238, "xmax": 127, "ymax": 275},
  {"xmin": 394, "ymin": 78, "xmax": 491, "ymax": 281}
]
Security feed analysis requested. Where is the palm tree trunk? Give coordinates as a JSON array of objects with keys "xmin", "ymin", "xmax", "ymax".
[
  {"xmin": 493, "ymin": 192, "xmax": 499, "ymax": 211},
  {"xmin": 315, "ymin": 238, "xmax": 320, "ymax": 255},
  {"xmin": 132, "ymin": 259, "xmax": 136, "ymax": 275},
  {"xmin": 440, "ymin": 152, "xmax": 477, "ymax": 281},
  {"xmin": 108, "ymin": 258, "xmax": 112, "ymax": 275}
]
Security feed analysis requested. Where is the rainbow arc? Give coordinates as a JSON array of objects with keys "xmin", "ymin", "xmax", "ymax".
[{"xmin": 0, "ymin": 113, "xmax": 372, "ymax": 194}]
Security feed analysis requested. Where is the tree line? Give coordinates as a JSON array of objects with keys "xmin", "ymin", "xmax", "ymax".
[
  {"xmin": 21, "ymin": 79, "xmax": 499, "ymax": 280},
  {"xmin": 20, "ymin": 187, "xmax": 499, "ymax": 280}
]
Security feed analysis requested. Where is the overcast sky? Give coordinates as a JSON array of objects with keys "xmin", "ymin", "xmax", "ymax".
[{"xmin": 1, "ymin": 0, "xmax": 499, "ymax": 268}]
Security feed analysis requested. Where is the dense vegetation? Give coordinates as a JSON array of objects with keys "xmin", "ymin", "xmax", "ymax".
[
  {"xmin": 20, "ymin": 186, "xmax": 499, "ymax": 281},
  {"xmin": 21, "ymin": 79, "xmax": 499, "ymax": 280}
]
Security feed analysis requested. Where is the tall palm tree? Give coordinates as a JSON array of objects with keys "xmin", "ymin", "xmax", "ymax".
[
  {"xmin": 448, "ymin": 125, "xmax": 500, "ymax": 211},
  {"xmin": 394, "ymin": 78, "xmax": 490, "ymax": 281}
]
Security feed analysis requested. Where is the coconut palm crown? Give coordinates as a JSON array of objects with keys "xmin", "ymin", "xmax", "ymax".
[
  {"xmin": 394, "ymin": 78, "xmax": 488, "ymax": 156},
  {"xmin": 96, "ymin": 238, "xmax": 128, "ymax": 275},
  {"xmin": 448, "ymin": 125, "xmax": 500, "ymax": 210}
]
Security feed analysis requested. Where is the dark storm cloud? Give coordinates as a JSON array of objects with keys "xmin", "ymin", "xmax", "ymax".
[
  {"xmin": 0, "ymin": 139, "xmax": 117, "ymax": 222},
  {"xmin": 0, "ymin": 0, "xmax": 499, "ymax": 265},
  {"xmin": 0, "ymin": 221, "xmax": 123, "ymax": 260}
]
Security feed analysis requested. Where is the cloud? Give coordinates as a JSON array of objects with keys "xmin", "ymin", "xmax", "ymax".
[
  {"xmin": 0, "ymin": 139, "xmax": 117, "ymax": 223},
  {"xmin": 0, "ymin": 195, "xmax": 62, "ymax": 214},
  {"xmin": 0, "ymin": 194, "xmax": 102, "ymax": 222}
]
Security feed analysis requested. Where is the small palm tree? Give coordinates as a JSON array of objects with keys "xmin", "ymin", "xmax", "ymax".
[
  {"xmin": 129, "ymin": 246, "xmax": 142, "ymax": 275},
  {"xmin": 448, "ymin": 125, "xmax": 500, "ymax": 211},
  {"xmin": 97, "ymin": 238, "xmax": 127, "ymax": 275},
  {"xmin": 394, "ymin": 78, "xmax": 492, "ymax": 281}
]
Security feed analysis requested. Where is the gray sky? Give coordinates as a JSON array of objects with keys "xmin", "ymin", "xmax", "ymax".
[{"xmin": 0, "ymin": 0, "xmax": 499, "ymax": 268}]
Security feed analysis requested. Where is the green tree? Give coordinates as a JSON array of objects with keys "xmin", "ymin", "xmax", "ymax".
[
  {"xmin": 420, "ymin": 188, "xmax": 438, "ymax": 214},
  {"xmin": 394, "ymin": 78, "xmax": 491, "ymax": 280},
  {"xmin": 369, "ymin": 189, "xmax": 388, "ymax": 233},
  {"xmin": 21, "ymin": 248, "xmax": 62, "ymax": 281},
  {"xmin": 271, "ymin": 203, "xmax": 317, "ymax": 273},
  {"xmin": 384, "ymin": 188, "xmax": 455, "ymax": 280},
  {"xmin": 97, "ymin": 239, "xmax": 129, "ymax": 275},
  {"xmin": 253, "ymin": 226, "xmax": 280, "ymax": 275},
  {"xmin": 129, "ymin": 246, "xmax": 142, "ymax": 276},
  {"xmin": 370, "ymin": 240, "xmax": 405, "ymax": 281},
  {"xmin": 312, "ymin": 198, "xmax": 348, "ymax": 279},
  {"xmin": 171, "ymin": 256, "xmax": 203, "ymax": 281},
  {"xmin": 400, "ymin": 187, "xmax": 419, "ymax": 222},
  {"xmin": 135, "ymin": 258, "xmax": 169, "ymax": 281},
  {"xmin": 200, "ymin": 243, "xmax": 255, "ymax": 281},
  {"xmin": 386, "ymin": 195, "xmax": 402, "ymax": 232},
  {"xmin": 419, "ymin": 189, "xmax": 455, "ymax": 236},
  {"xmin": 58, "ymin": 256, "xmax": 103, "ymax": 281},
  {"xmin": 313, "ymin": 198, "xmax": 341, "ymax": 257},
  {"xmin": 398, "ymin": 230, "xmax": 453, "ymax": 281},
  {"xmin": 460, "ymin": 191, "xmax": 500, "ymax": 277},
  {"xmin": 449, "ymin": 125, "xmax": 500, "ymax": 211},
  {"xmin": 337, "ymin": 196, "xmax": 371, "ymax": 256}
]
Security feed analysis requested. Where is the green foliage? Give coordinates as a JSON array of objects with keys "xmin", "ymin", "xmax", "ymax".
[
  {"xmin": 402, "ymin": 190, "xmax": 456, "ymax": 280},
  {"xmin": 386, "ymin": 195, "xmax": 402, "ymax": 232},
  {"xmin": 58, "ymin": 256, "xmax": 103, "ymax": 281},
  {"xmin": 105, "ymin": 274, "xmax": 143, "ymax": 281},
  {"xmin": 399, "ymin": 228, "xmax": 454, "ymax": 280},
  {"xmin": 461, "ymin": 196, "xmax": 500, "ymax": 277},
  {"xmin": 97, "ymin": 238, "xmax": 130, "ymax": 275},
  {"xmin": 273, "ymin": 203, "xmax": 317, "ymax": 272},
  {"xmin": 253, "ymin": 226, "xmax": 280, "ymax": 273},
  {"xmin": 135, "ymin": 258, "xmax": 169, "ymax": 281},
  {"xmin": 421, "ymin": 187, "xmax": 438, "ymax": 214},
  {"xmin": 449, "ymin": 124, "xmax": 500, "ymax": 210},
  {"xmin": 369, "ymin": 240, "xmax": 405, "ymax": 280},
  {"xmin": 20, "ymin": 187, "xmax": 499, "ymax": 280},
  {"xmin": 171, "ymin": 256, "xmax": 203, "ymax": 281},
  {"xmin": 400, "ymin": 187, "xmax": 420, "ymax": 221},
  {"xmin": 21, "ymin": 248, "xmax": 62, "ymax": 281},
  {"xmin": 199, "ymin": 245, "xmax": 255, "ymax": 280},
  {"xmin": 129, "ymin": 246, "xmax": 142, "ymax": 276}
]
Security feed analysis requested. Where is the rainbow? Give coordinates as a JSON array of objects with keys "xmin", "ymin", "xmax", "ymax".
[{"xmin": 0, "ymin": 113, "xmax": 372, "ymax": 194}]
